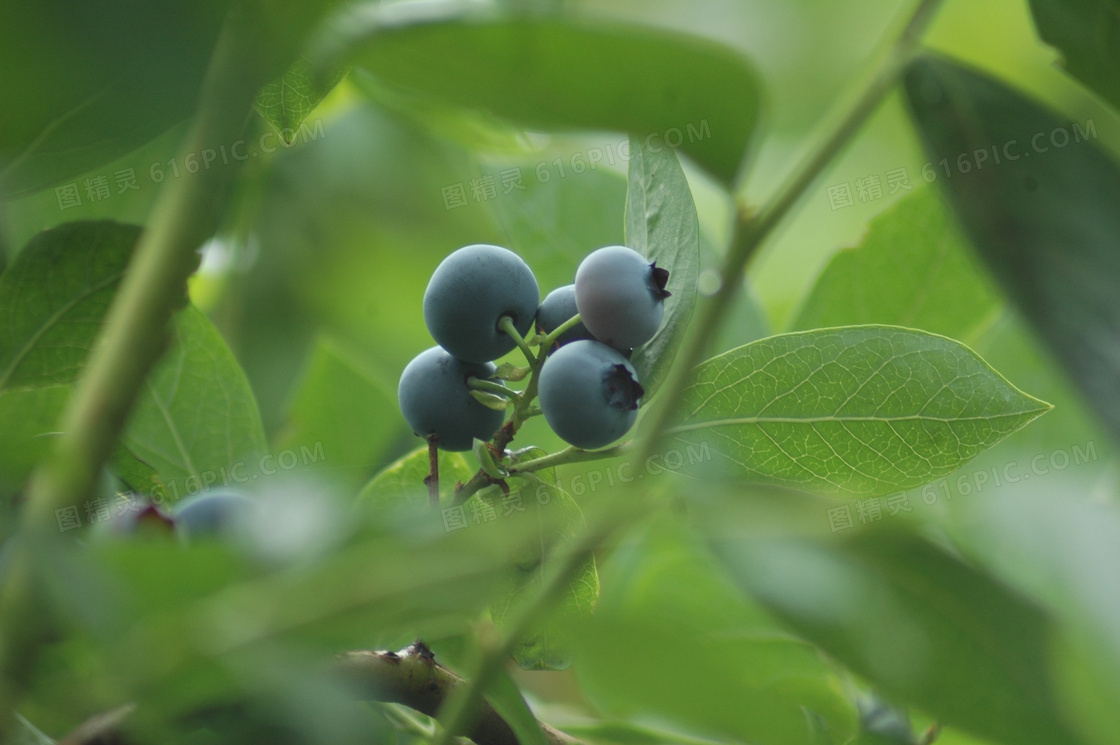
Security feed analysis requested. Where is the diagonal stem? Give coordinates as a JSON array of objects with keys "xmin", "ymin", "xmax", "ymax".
[{"xmin": 637, "ymin": 0, "xmax": 948, "ymax": 461}]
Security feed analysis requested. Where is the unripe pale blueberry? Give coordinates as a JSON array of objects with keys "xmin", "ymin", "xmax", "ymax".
[
  {"xmin": 538, "ymin": 340, "xmax": 644, "ymax": 449},
  {"xmin": 424, "ymin": 244, "xmax": 539, "ymax": 363},
  {"xmin": 398, "ymin": 346, "xmax": 506, "ymax": 451},
  {"xmin": 574, "ymin": 246, "xmax": 670, "ymax": 350},
  {"xmin": 536, "ymin": 284, "xmax": 595, "ymax": 350},
  {"xmin": 173, "ymin": 491, "xmax": 255, "ymax": 540}
]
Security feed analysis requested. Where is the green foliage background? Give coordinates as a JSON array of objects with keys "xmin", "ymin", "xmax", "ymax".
[{"xmin": 1, "ymin": 1, "xmax": 1119, "ymax": 745}]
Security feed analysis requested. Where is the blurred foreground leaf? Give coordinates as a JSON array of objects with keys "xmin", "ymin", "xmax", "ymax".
[
  {"xmin": 904, "ymin": 54, "xmax": 1120, "ymax": 441},
  {"xmin": 709, "ymin": 527, "xmax": 1083, "ymax": 745},
  {"xmin": 577, "ymin": 516, "xmax": 856, "ymax": 745},
  {"xmin": 315, "ymin": 2, "xmax": 762, "ymax": 186},
  {"xmin": 1026, "ymin": 0, "xmax": 1120, "ymax": 111}
]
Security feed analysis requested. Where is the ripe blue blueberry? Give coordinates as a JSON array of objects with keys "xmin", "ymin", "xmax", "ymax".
[
  {"xmin": 398, "ymin": 346, "xmax": 506, "ymax": 451},
  {"xmin": 536, "ymin": 284, "xmax": 595, "ymax": 350},
  {"xmin": 574, "ymin": 246, "xmax": 670, "ymax": 350},
  {"xmin": 538, "ymin": 340, "xmax": 644, "ymax": 449},
  {"xmin": 424, "ymin": 244, "xmax": 539, "ymax": 363},
  {"xmin": 173, "ymin": 491, "xmax": 255, "ymax": 540}
]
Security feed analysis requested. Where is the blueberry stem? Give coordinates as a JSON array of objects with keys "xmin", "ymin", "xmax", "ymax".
[
  {"xmin": 467, "ymin": 378, "xmax": 520, "ymax": 399},
  {"xmin": 424, "ymin": 434, "xmax": 440, "ymax": 508},
  {"xmin": 507, "ymin": 443, "xmax": 630, "ymax": 475},
  {"xmin": 497, "ymin": 315, "xmax": 536, "ymax": 364},
  {"xmin": 539, "ymin": 312, "xmax": 583, "ymax": 349}
]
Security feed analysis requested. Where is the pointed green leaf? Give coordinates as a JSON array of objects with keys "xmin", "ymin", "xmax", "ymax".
[
  {"xmin": 904, "ymin": 54, "xmax": 1120, "ymax": 442},
  {"xmin": 254, "ymin": 56, "xmax": 348, "ymax": 143},
  {"xmin": 626, "ymin": 136, "xmax": 700, "ymax": 398},
  {"xmin": 0, "ymin": 221, "xmax": 140, "ymax": 391},
  {"xmin": 315, "ymin": 3, "xmax": 762, "ymax": 186},
  {"xmin": 792, "ymin": 188, "xmax": 999, "ymax": 341},
  {"xmin": 667, "ymin": 326, "xmax": 1050, "ymax": 497},
  {"xmin": 708, "ymin": 528, "xmax": 1083, "ymax": 745},
  {"xmin": 116, "ymin": 305, "xmax": 268, "ymax": 500},
  {"xmin": 1026, "ymin": 0, "xmax": 1120, "ymax": 112}
]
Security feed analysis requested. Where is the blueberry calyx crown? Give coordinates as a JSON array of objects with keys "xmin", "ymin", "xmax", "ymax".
[
  {"xmin": 604, "ymin": 364, "xmax": 644, "ymax": 410},
  {"xmin": 650, "ymin": 262, "xmax": 672, "ymax": 300}
]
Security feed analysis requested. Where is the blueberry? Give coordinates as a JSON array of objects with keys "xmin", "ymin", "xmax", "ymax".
[
  {"xmin": 574, "ymin": 246, "xmax": 670, "ymax": 350},
  {"xmin": 173, "ymin": 491, "xmax": 255, "ymax": 540},
  {"xmin": 536, "ymin": 284, "xmax": 595, "ymax": 349},
  {"xmin": 398, "ymin": 346, "xmax": 506, "ymax": 451},
  {"xmin": 424, "ymin": 244, "xmax": 539, "ymax": 363},
  {"xmin": 538, "ymin": 340, "xmax": 644, "ymax": 449}
]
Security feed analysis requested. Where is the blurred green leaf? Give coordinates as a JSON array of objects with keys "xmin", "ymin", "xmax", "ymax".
[
  {"xmin": 0, "ymin": 221, "xmax": 140, "ymax": 494},
  {"xmin": 0, "ymin": 386, "xmax": 69, "ymax": 498},
  {"xmin": 114, "ymin": 306, "xmax": 267, "ymax": 500},
  {"xmin": 791, "ymin": 188, "xmax": 998, "ymax": 341},
  {"xmin": 708, "ymin": 527, "xmax": 1083, "ymax": 745},
  {"xmin": 273, "ymin": 335, "xmax": 402, "ymax": 492},
  {"xmin": 0, "ymin": 2, "xmax": 229, "ymax": 197},
  {"xmin": 904, "ymin": 54, "xmax": 1120, "ymax": 442},
  {"xmin": 490, "ymin": 159, "xmax": 627, "ymax": 296},
  {"xmin": 666, "ymin": 326, "xmax": 1050, "ymax": 497},
  {"xmin": 486, "ymin": 669, "xmax": 550, "ymax": 745},
  {"xmin": 626, "ymin": 135, "xmax": 700, "ymax": 399},
  {"xmin": 1026, "ymin": 0, "xmax": 1120, "ymax": 111},
  {"xmin": 255, "ymin": 56, "xmax": 349, "ymax": 143},
  {"xmin": 489, "ymin": 476, "xmax": 598, "ymax": 671},
  {"xmin": 315, "ymin": 3, "xmax": 763, "ymax": 186},
  {"xmin": 577, "ymin": 516, "xmax": 856, "ymax": 745},
  {"xmin": 10, "ymin": 713, "xmax": 55, "ymax": 745},
  {"xmin": 0, "ymin": 221, "xmax": 140, "ymax": 389},
  {"xmin": 948, "ymin": 491, "xmax": 1120, "ymax": 745},
  {"xmin": 356, "ymin": 444, "xmax": 475, "ymax": 511}
]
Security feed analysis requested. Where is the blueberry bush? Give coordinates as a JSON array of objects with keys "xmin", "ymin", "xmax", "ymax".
[{"xmin": 1, "ymin": 1, "xmax": 1119, "ymax": 744}]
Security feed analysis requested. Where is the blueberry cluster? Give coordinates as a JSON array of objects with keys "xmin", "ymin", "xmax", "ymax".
[{"xmin": 398, "ymin": 243, "xmax": 670, "ymax": 451}]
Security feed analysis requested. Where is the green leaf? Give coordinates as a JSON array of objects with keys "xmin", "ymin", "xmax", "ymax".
[
  {"xmin": 0, "ymin": 4, "xmax": 228, "ymax": 197},
  {"xmin": 11, "ymin": 713, "xmax": 56, "ymax": 745},
  {"xmin": 947, "ymin": 490, "xmax": 1120, "ymax": 745},
  {"xmin": 0, "ymin": 386, "xmax": 69, "ymax": 497},
  {"xmin": 0, "ymin": 221, "xmax": 140, "ymax": 493},
  {"xmin": 356, "ymin": 445, "xmax": 475, "ymax": 511},
  {"xmin": 315, "ymin": 3, "xmax": 763, "ymax": 186},
  {"xmin": 489, "ymin": 472, "xmax": 598, "ymax": 671},
  {"xmin": 273, "ymin": 335, "xmax": 402, "ymax": 492},
  {"xmin": 666, "ymin": 326, "xmax": 1050, "ymax": 497},
  {"xmin": 791, "ymin": 188, "xmax": 999, "ymax": 341},
  {"xmin": 1026, "ymin": 0, "xmax": 1120, "ymax": 112},
  {"xmin": 254, "ymin": 55, "xmax": 348, "ymax": 143},
  {"xmin": 576, "ymin": 516, "xmax": 857, "ymax": 745},
  {"xmin": 708, "ymin": 527, "xmax": 1083, "ymax": 745},
  {"xmin": 485, "ymin": 669, "xmax": 550, "ymax": 745},
  {"xmin": 115, "ymin": 305, "xmax": 268, "ymax": 501},
  {"xmin": 490, "ymin": 160, "xmax": 628, "ymax": 295},
  {"xmin": 903, "ymin": 54, "xmax": 1120, "ymax": 441},
  {"xmin": 0, "ymin": 221, "xmax": 141, "ymax": 391},
  {"xmin": 626, "ymin": 135, "xmax": 701, "ymax": 399}
]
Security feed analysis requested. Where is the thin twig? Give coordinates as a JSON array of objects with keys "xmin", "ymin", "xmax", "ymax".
[
  {"xmin": 425, "ymin": 433, "xmax": 440, "ymax": 508},
  {"xmin": 338, "ymin": 642, "xmax": 584, "ymax": 745}
]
